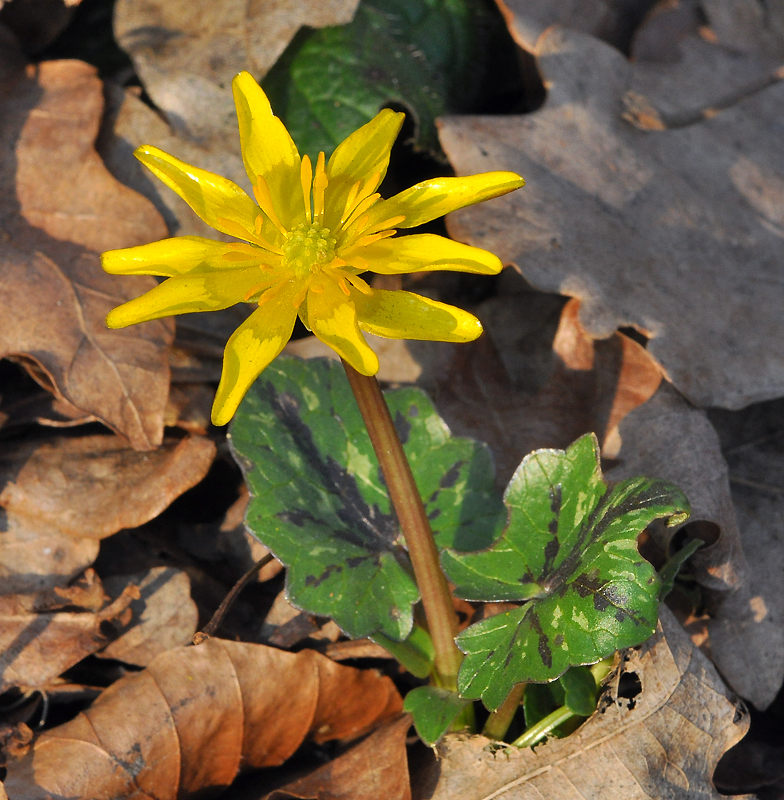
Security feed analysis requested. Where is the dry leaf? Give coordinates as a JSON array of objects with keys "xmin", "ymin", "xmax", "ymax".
[
  {"xmin": 704, "ymin": 398, "xmax": 784, "ymax": 710},
  {"xmin": 113, "ymin": 0, "xmax": 360, "ymax": 147},
  {"xmin": 495, "ymin": 0, "xmax": 653, "ymax": 52},
  {"xmin": 438, "ymin": 25, "xmax": 784, "ymax": 410},
  {"xmin": 5, "ymin": 638, "xmax": 402, "ymax": 799},
  {"xmin": 429, "ymin": 605, "xmax": 750, "ymax": 800},
  {"xmin": 607, "ymin": 382, "xmax": 746, "ymax": 597},
  {"xmin": 700, "ymin": 0, "xmax": 784, "ymax": 59},
  {"xmin": 96, "ymin": 567, "xmax": 198, "ymax": 667},
  {"xmin": 265, "ymin": 714, "xmax": 412, "ymax": 800},
  {"xmin": 0, "ymin": 434, "xmax": 216, "ymax": 594},
  {"xmin": 0, "ymin": 582, "xmax": 140, "ymax": 693},
  {"xmin": 0, "ymin": 40, "xmax": 173, "ymax": 449}
]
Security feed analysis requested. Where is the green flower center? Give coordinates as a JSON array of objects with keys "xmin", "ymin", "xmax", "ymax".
[{"xmin": 283, "ymin": 222, "xmax": 337, "ymax": 277}]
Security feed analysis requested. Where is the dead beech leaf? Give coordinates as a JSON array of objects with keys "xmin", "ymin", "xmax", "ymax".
[
  {"xmin": 96, "ymin": 567, "xmax": 198, "ymax": 666},
  {"xmin": 429, "ymin": 605, "xmax": 750, "ymax": 800},
  {"xmin": 113, "ymin": 0, "xmax": 360, "ymax": 147},
  {"xmin": 0, "ymin": 434, "xmax": 216, "ymax": 594},
  {"xmin": 704, "ymin": 398, "xmax": 784, "ymax": 710},
  {"xmin": 265, "ymin": 714, "xmax": 412, "ymax": 800},
  {"xmin": 0, "ymin": 582, "xmax": 140, "ymax": 693},
  {"xmin": 0, "ymin": 42, "xmax": 173, "ymax": 450},
  {"xmin": 439, "ymin": 25, "xmax": 784, "ymax": 410},
  {"xmin": 4, "ymin": 638, "xmax": 403, "ymax": 800}
]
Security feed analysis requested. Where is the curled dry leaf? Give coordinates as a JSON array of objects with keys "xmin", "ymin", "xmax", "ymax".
[
  {"xmin": 4, "ymin": 638, "xmax": 403, "ymax": 800},
  {"xmin": 96, "ymin": 567, "xmax": 198, "ymax": 667},
  {"xmin": 265, "ymin": 714, "xmax": 412, "ymax": 800},
  {"xmin": 439, "ymin": 25, "xmax": 784, "ymax": 410},
  {"xmin": 0, "ymin": 580, "xmax": 140, "ymax": 693},
  {"xmin": 428, "ymin": 605, "xmax": 750, "ymax": 800},
  {"xmin": 113, "ymin": 0, "xmax": 360, "ymax": 147},
  {"xmin": 0, "ymin": 39, "xmax": 173, "ymax": 449},
  {"xmin": 0, "ymin": 434, "xmax": 216, "ymax": 594}
]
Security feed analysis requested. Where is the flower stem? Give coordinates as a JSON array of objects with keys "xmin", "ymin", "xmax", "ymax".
[
  {"xmin": 512, "ymin": 705, "xmax": 575, "ymax": 749},
  {"xmin": 341, "ymin": 360, "xmax": 463, "ymax": 690},
  {"xmin": 482, "ymin": 682, "xmax": 526, "ymax": 741}
]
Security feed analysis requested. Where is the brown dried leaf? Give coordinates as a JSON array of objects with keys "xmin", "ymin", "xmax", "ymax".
[
  {"xmin": 0, "ymin": 42, "xmax": 173, "ymax": 449},
  {"xmin": 113, "ymin": 0, "xmax": 360, "ymax": 147},
  {"xmin": 495, "ymin": 0, "xmax": 653, "ymax": 52},
  {"xmin": 0, "ymin": 583, "xmax": 139, "ymax": 693},
  {"xmin": 429, "ymin": 605, "xmax": 750, "ymax": 800},
  {"xmin": 439, "ymin": 25, "xmax": 784, "ymax": 410},
  {"xmin": 96, "ymin": 567, "xmax": 198, "ymax": 667},
  {"xmin": 0, "ymin": 434, "xmax": 216, "ymax": 593},
  {"xmin": 265, "ymin": 714, "xmax": 412, "ymax": 800},
  {"xmin": 4, "ymin": 638, "xmax": 403, "ymax": 800},
  {"xmin": 704, "ymin": 398, "xmax": 784, "ymax": 710}
]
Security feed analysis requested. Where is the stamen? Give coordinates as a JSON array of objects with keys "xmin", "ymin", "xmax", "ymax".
[
  {"xmin": 342, "ymin": 192, "xmax": 380, "ymax": 230},
  {"xmin": 222, "ymin": 251, "xmax": 256, "ymax": 262},
  {"xmin": 253, "ymin": 175, "xmax": 288, "ymax": 235},
  {"xmin": 312, "ymin": 151, "xmax": 328, "ymax": 223},
  {"xmin": 342, "ymin": 228, "xmax": 397, "ymax": 254},
  {"xmin": 354, "ymin": 171, "xmax": 382, "ymax": 207},
  {"xmin": 344, "ymin": 273, "xmax": 373, "ymax": 295},
  {"xmin": 340, "ymin": 180, "xmax": 362, "ymax": 224},
  {"xmin": 338, "ymin": 278, "xmax": 351, "ymax": 296},
  {"xmin": 344, "ymin": 255, "xmax": 369, "ymax": 272},
  {"xmin": 300, "ymin": 155, "xmax": 313, "ymax": 223},
  {"xmin": 216, "ymin": 216, "xmax": 283, "ymax": 253},
  {"xmin": 244, "ymin": 282, "xmax": 270, "ymax": 301}
]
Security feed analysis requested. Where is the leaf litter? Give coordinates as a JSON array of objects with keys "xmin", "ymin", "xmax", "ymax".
[{"xmin": 0, "ymin": 0, "xmax": 782, "ymax": 797}]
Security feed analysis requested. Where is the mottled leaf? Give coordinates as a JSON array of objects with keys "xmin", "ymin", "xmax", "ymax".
[
  {"xmin": 403, "ymin": 686, "xmax": 470, "ymax": 747},
  {"xmin": 443, "ymin": 433, "xmax": 690, "ymax": 709},
  {"xmin": 229, "ymin": 356, "xmax": 502, "ymax": 641}
]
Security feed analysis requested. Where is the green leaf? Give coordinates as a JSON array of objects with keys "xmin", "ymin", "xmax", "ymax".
[
  {"xmin": 262, "ymin": 0, "xmax": 506, "ymax": 159},
  {"xmin": 229, "ymin": 357, "xmax": 502, "ymax": 641},
  {"xmin": 523, "ymin": 682, "xmax": 563, "ymax": 730},
  {"xmin": 559, "ymin": 666, "xmax": 597, "ymax": 717},
  {"xmin": 403, "ymin": 686, "xmax": 471, "ymax": 746},
  {"xmin": 444, "ymin": 433, "xmax": 690, "ymax": 709},
  {"xmin": 373, "ymin": 626, "xmax": 434, "ymax": 679},
  {"xmin": 658, "ymin": 537, "xmax": 703, "ymax": 600}
]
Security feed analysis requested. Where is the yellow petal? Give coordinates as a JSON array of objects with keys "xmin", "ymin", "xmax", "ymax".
[
  {"xmin": 356, "ymin": 289, "xmax": 483, "ymax": 342},
  {"xmin": 323, "ymin": 108, "xmax": 405, "ymax": 229},
  {"xmin": 135, "ymin": 145, "xmax": 280, "ymax": 246},
  {"xmin": 306, "ymin": 278, "xmax": 379, "ymax": 375},
  {"xmin": 101, "ymin": 237, "xmax": 276, "ymax": 277},
  {"xmin": 363, "ymin": 172, "xmax": 525, "ymax": 231},
  {"xmin": 105, "ymin": 268, "xmax": 276, "ymax": 328},
  {"xmin": 232, "ymin": 72, "xmax": 303, "ymax": 227},
  {"xmin": 357, "ymin": 233, "xmax": 502, "ymax": 275},
  {"xmin": 211, "ymin": 283, "xmax": 300, "ymax": 426}
]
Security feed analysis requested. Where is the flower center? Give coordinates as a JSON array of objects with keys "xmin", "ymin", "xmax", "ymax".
[{"xmin": 283, "ymin": 222, "xmax": 337, "ymax": 277}]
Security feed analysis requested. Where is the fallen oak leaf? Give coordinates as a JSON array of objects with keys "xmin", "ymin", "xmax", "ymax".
[
  {"xmin": 428, "ymin": 605, "xmax": 751, "ymax": 800},
  {"xmin": 4, "ymin": 638, "xmax": 403, "ymax": 800},
  {"xmin": 0, "ymin": 41, "xmax": 172, "ymax": 449},
  {"xmin": 439, "ymin": 25, "xmax": 784, "ymax": 410}
]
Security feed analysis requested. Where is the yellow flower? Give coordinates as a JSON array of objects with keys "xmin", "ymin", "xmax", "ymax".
[{"xmin": 103, "ymin": 72, "xmax": 524, "ymax": 426}]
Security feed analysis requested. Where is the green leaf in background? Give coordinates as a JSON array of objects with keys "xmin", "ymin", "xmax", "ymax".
[
  {"xmin": 262, "ymin": 0, "xmax": 517, "ymax": 159},
  {"xmin": 559, "ymin": 665, "xmax": 597, "ymax": 716},
  {"xmin": 658, "ymin": 537, "xmax": 703, "ymax": 600},
  {"xmin": 229, "ymin": 357, "xmax": 503, "ymax": 641},
  {"xmin": 443, "ymin": 433, "xmax": 690, "ymax": 709},
  {"xmin": 403, "ymin": 686, "xmax": 471, "ymax": 746}
]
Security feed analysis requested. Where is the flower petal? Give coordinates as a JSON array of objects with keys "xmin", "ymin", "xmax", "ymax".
[
  {"xmin": 356, "ymin": 289, "xmax": 483, "ymax": 342},
  {"xmin": 232, "ymin": 71, "xmax": 304, "ymax": 227},
  {"xmin": 102, "ymin": 237, "xmax": 277, "ymax": 277},
  {"xmin": 105, "ymin": 268, "xmax": 276, "ymax": 328},
  {"xmin": 212, "ymin": 284, "xmax": 300, "ymax": 425},
  {"xmin": 135, "ymin": 145, "xmax": 279, "ymax": 246},
  {"xmin": 306, "ymin": 278, "xmax": 379, "ymax": 375},
  {"xmin": 357, "ymin": 233, "xmax": 502, "ymax": 275},
  {"xmin": 323, "ymin": 109, "xmax": 405, "ymax": 229},
  {"xmin": 363, "ymin": 172, "xmax": 525, "ymax": 230}
]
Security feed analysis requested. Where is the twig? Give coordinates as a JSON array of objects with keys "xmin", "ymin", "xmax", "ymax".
[{"xmin": 193, "ymin": 553, "xmax": 275, "ymax": 644}]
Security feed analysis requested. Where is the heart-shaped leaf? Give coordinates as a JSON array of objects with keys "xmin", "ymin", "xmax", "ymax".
[
  {"xmin": 442, "ymin": 433, "xmax": 690, "ymax": 709},
  {"xmin": 403, "ymin": 686, "xmax": 471, "ymax": 746},
  {"xmin": 229, "ymin": 357, "xmax": 503, "ymax": 641}
]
